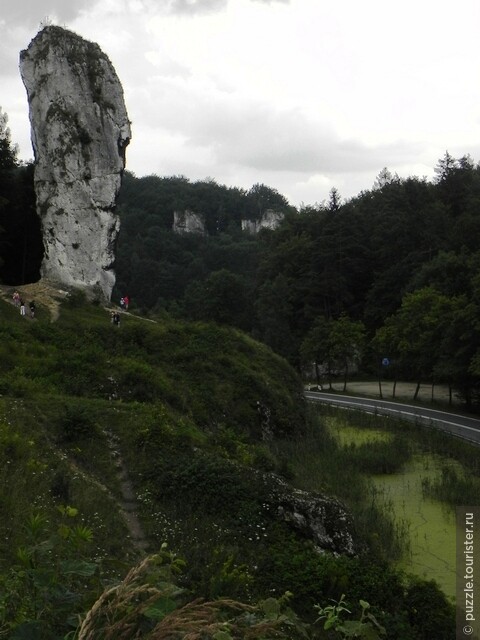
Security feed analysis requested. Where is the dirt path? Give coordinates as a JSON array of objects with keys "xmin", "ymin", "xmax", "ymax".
[
  {"xmin": 0, "ymin": 280, "xmax": 70, "ymax": 321},
  {"xmin": 0, "ymin": 279, "xmax": 159, "ymax": 326},
  {"xmin": 104, "ymin": 429, "xmax": 149, "ymax": 554}
]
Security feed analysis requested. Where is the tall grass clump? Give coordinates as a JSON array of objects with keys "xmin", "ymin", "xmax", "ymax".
[
  {"xmin": 421, "ymin": 464, "xmax": 480, "ymax": 506},
  {"xmin": 76, "ymin": 549, "xmax": 309, "ymax": 640},
  {"xmin": 344, "ymin": 434, "xmax": 411, "ymax": 475}
]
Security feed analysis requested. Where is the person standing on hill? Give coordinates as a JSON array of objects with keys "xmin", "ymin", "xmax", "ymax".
[
  {"xmin": 123, "ymin": 295, "xmax": 129, "ymax": 311},
  {"xmin": 29, "ymin": 301, "xmax": 36, "ymax": 318},
  {"xmin": 20, "ymin": 299, "xmax": 26, "ymax": 316}
]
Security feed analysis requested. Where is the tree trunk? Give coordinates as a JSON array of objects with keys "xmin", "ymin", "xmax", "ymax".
[
  {"xmin": 343, "ymin": 361, "xmax": 348, "ymax": 392},
  {"xmin": 413, "ymin": 381, "xmax": 421, "ymax": 400},
  {"xmin": 393, "ymin": 379, "xmax": 397, "ymax": 399}
]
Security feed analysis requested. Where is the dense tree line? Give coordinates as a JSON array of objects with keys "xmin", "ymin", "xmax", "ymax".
[
  {"xmin": 0, "ymin": 107, "xmax": 42, "ymax": 284},
  {"xmin": 113, "ymin": 155, "xmax": 480, "ymax": 407}
]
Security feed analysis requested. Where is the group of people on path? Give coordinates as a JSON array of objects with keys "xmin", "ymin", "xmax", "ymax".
[
  {"xmin": 11, "ymin": 289, "xmax": 129, "ymax": 324},
  {"xmin": 12, "ymin": 291, "xmax": 35, "ymax": 318},
  {"xmin": 109, "ymin": 295, "xmax": 131, "ymax": 327}
]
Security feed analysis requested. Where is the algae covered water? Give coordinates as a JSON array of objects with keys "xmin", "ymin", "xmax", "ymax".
[
  {"xmin": 371, "ymin": 456, "xmax": 457, "ymax": 599},
  {"xmin": 328, "ymin": 420, "xmax": 458, "ymax": 599}
]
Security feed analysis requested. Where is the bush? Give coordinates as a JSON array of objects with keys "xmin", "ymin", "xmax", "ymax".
[
  {"xmin": 113, "ymin": 358, "xmax": 172, "ymax": 403},
  {"xmin": 55, "ymin": 405, "xmax": 100, "ymax": 444},
  {"xmin": 0, "ymin": 510, "xmax": 98, "ymax": 639},
  {"xmin": 406, "ymin": 579, "xmax": 455, "ymax": 639},
  {"xmin": 149, "ymin": 452, "xmax": 266, "ymax": 518}
]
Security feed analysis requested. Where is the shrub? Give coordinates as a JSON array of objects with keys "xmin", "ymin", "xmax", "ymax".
[
  {"xmin": 0, "ymin": 509, "xmax": 98, "ymax": 639},
  {"xmin": 405, "ymin": 578, "xmax": 455, "ymax": 639},
  {"xmin": 55, "ymin": 404, "xmax": 100, "ymax": 444},
  {"xmin": 113, "ymin": 358, "xmax": 172, "ymax": 403},
  {"xmin": 148, "ymin": 453, "xmax": 266, "ymax": 518}
]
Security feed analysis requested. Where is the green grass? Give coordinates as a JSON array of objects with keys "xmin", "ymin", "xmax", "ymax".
[
  {"xmin": 0, "ymin": 294, "xmax": 457, "ymax": 639},
  {"xmin": 0, "ymin": 293, "xmax": 307, "ymax": 585}
]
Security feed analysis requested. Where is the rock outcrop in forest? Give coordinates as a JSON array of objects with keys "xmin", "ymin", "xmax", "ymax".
[
  {"xmin": 241, "ymin": 209, "xmax": 284, "ymax": 233},
  {"xmin": 172, "ymin": 209, "xmax": 206, "ymax": 235},
  {"xmin": 20, "ymin": 26, "xmax": 131, "ymax": 301}
]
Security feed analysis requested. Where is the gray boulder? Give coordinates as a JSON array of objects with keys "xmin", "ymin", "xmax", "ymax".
[{"xmin": 273, "ymin": 480, "xmax": 357, "ymax": 555}]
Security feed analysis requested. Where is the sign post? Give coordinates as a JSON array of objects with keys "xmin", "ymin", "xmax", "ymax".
[{"xmin": 379, "ymin": 357, "xmax": 390, "ymax": 399}]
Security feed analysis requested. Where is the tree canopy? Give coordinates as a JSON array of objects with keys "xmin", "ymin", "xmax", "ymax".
[
  {"xmin": 0, "ymin": 107, "xmax": 42, "ymax": 284},
  {"xmin": 111, "ymin": 153, "xmax": 480, "ymax": 405}
]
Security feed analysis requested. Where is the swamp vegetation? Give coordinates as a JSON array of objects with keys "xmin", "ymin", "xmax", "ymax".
[{"xmin": 299, "ymin": 406, "xmax": 480, "ymax": 599}]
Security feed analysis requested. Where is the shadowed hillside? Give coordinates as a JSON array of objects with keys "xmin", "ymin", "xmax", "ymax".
[{"xmin": 0, "ymin": 292, "xmax": 455, "ymax": 639}]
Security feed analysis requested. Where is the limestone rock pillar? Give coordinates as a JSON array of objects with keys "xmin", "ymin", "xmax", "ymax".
[{"xmin": 20, "ymin": 26, "xmax": 131, "ymax": 301}]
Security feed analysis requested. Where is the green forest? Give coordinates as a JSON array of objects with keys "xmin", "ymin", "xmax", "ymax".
[
  {"xmin": 0, "ymin": 105, "xmax": 476, "ymax": 638},
  {"xmin": 3, "ymin": 102, "xmax": 480, "ymax": 407},
  {"xmin": 113, "ymin": 154, "xmax": 480, "ymax": 408}
]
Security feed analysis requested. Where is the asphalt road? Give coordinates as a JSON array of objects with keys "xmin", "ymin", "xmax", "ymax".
[{"xmin": 305, "ymin": 390, "xmax": 480, "ymax": 446}]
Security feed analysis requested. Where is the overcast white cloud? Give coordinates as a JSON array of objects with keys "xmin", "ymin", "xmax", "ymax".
[{"xmin": 2, "ymin": 0, "xmax": 480, "ymax": 206}]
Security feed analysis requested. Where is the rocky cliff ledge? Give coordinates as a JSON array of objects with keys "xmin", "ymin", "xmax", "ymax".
[
  {"xmin": 20, "ymin": 26, "xmax": 131, "ymax": 301},
  {"xmin": 241, "ymin": 209, "xmax": 284, "ymax": 233}
]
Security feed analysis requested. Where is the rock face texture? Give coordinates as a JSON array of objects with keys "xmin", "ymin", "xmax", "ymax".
[
  {"xmin": 172, "ymin": 210, "xmax": 206, "ymax": 235},
  {"xmin": 20, "ymin": 26, "xmax": 131, "ymax": 301},
  {"xmin": 171, "ymin": 209, "xmax": 284, "ymax": 237},
  {"xmin": 264, "ymin": 472, "xmax": 358, "ymax": 556},
  {"xmin": 241, "ymin": 209, "xmax": 284, "ymax": 234}
]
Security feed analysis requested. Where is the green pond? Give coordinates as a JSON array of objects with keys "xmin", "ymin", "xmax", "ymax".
[
  {"xmin": 371, "ymin": 456, "xmax": 457, "ymax": 600},
  {"xmin": 328, "ymin": 421, "xmax": 457, "ymax": 600}
]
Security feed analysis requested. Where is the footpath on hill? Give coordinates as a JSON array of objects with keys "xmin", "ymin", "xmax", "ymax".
[
  {"xmin": 0, "ymin": 280, "xmax": 70, "ymax": 321},
  {"xmin": 0, "ymin": 281, "xmax": 150, "ymax": 324},
  {"xmin": 0, "ymin": 281, "xmax": 461, "ymax": 552},
  {"xmin": 0, "ymin": 280, "xmax": 150, "ymax": 551}
]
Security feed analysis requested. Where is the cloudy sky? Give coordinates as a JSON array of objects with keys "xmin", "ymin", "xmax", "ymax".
[{"xmin": 2, "ymin": 0, "xmax": 480, "ymax": 207}]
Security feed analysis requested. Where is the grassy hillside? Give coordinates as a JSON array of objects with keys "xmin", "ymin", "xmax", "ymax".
[
  {"xmin": 0, "ymin": 291, "xmax": 307, "ymax": 632},
  {"xmin": 0, "ymin": 291, "xmax": 454, "ymax": 639}
]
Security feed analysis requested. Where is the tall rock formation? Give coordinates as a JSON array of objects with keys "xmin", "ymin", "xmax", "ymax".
[{"xmin": 20, "ymin": 26, "xmax": 131, "ymax": 301}]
